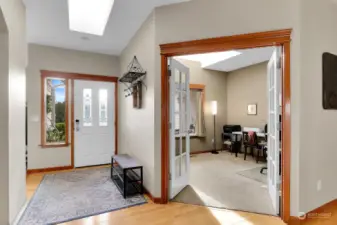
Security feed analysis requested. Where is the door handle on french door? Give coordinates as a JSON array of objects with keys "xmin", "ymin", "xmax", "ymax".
[{"xmin": 75, "ymin": 119, "xmax": 80, "ymax": 131}]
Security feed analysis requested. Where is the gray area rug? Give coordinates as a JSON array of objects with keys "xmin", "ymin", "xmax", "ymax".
[
  {"xmin": 237, "ymin": 167, "xmax": 267, "ymax": 184},
  {"xmin": 19, "ymin": 167, "xmax": 146, "ymax": 225}
]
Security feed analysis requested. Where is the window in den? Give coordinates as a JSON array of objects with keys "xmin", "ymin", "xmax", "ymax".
[{"xmin": 175, "ymin": 84, "xmax": 206, "ymax": 137}]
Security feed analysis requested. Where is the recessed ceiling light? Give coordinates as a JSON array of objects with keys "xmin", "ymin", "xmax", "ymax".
[
  {"xmin": 68, "ymin": 0, "xmax": 115, "ymax": 36},
  {"xmin": 176, "ymin": 51, "xmax": 241, "ymax": 67}
]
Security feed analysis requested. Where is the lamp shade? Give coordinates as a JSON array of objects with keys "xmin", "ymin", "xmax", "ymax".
[{"xmin": 211, "ymin": 101, "xmax": 217, "ymax": 115}]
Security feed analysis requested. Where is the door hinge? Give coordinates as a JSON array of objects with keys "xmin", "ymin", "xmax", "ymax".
[
  {"xmin": 169, "ymin": 173, "xmax": 172, "ymax": 180},
  {"xmin": 168, "ymin": 68, "xmax": 172, "ymax": 77},
  {"xmin": 277, "ymin": 57, "xmax": 282, "ymax": 69},
  {"xmin": 277, "ymin": 122, "xmax": 282, "ymax": 131},
  {"xmin": 169, "ymin": 122, "xmax": 172, "ymax": 129}
]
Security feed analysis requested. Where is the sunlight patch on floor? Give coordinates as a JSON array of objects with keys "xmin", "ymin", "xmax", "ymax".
[
  {"xmin": 208, "ymin": 207, "xmax": 253, "ymax": 225},
  {"xmin": 193, "ymin": 186, "xmax": 229, "ymax": 208}
]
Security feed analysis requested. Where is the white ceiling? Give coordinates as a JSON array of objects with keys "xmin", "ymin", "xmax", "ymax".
[
  {"xmin": 204, "ymin": 47, "xmax": 274, "ymax": 72},
  {"xmin": 23, "ymin": 0, "xmax": 188, "ymax": 55}
]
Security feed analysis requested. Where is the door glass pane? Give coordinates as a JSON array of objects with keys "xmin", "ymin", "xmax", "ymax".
[
  {"xmin": 99, "ymin": 89, "xmax": 108, "ymax": 126},
  {"xmin": 181, "ymin": 91, "xmax": 187, "ymax": 133},
  {"xmin": 181, "ymin": 72, "xmax": 186, "ymax": 91},
  {"xmin": 175, "ymin": 93, "xmax": 180, "ymax": 133},
  {"xmin": 83, "ymin": 89, "xmax": 92, "ymax": 126},
  {"xmin": 182, "ymin": 137, "xmax": 186, "ymax": 153},
  {"xmin": 181, "ymin": 154, "xmax": 187, "ymax": 175},
  {"xmin": 175, "ymin": 157, "xmax": 181, "ymax": 178}
]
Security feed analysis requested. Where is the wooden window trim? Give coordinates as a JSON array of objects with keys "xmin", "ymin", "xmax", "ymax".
[
  {"xmin": 40, "ymin": 73, "xmax": 70, "ymax": 148},
  {"xmin": 189, "ymin": 84, "xmax": 205, "ymax": 90},
  {"xmin": 190, "ymin": 84, "xmax": 205, "ymax": 110}
]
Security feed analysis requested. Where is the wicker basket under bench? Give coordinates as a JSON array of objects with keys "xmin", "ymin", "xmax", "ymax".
[{"xmin": 111, "ymin": 154, "xmax": 143, "ymax": 198}]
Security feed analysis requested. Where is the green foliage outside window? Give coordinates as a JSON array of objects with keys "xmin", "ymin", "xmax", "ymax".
[
  {"xmin": 46, "ymin": 94, "xmax": 52, "ymax": 114},
  {"xmin": 55, "ymin": 102, "xmax": 65, "ymax": 123},
  {"xmin": 46, "ymin": 122, "xmax": 66, "ymax": 143}
]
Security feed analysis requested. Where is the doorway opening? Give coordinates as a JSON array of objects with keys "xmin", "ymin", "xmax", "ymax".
[
  {"xmin": 168, "ymin": 46, "xmax": 281, "ymax": 216},
  {"xmin": 160, "ymin": 29, "xmax": 291, "ymax": 223}
]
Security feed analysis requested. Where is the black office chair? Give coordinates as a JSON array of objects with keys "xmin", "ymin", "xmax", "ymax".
[{"xmin": 242, "ymin": 131, "xmax": 257, "ymax": 160}]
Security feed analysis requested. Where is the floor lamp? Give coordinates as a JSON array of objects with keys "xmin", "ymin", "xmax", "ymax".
[{"xmin": 211, "ymin": 101, "xmax": 218, "ymax": 154}]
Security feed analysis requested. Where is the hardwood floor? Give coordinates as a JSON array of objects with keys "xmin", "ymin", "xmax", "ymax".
[{"xmin": 26, "ymin": 168, "xmax": 286, "ymax": 225}]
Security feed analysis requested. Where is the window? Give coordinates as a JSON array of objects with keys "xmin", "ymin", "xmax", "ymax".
[
  {"xmin": 41, "ymin": 76, "xmax": 69, "ymax": 147},
  {"xmin": 83, "ymin": 89, "xmax": 92, "ymax": 126},
  {"xmin": 99, "ymin": 89, "xmax": 108, "ymax": 126},
  {"xmin": 175, "ymin": 84, "xmax": 206, "ymax": 137}
]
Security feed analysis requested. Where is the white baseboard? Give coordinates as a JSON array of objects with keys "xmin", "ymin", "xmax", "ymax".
[{"xmin": 11, "ymin": 200, "xmax": 28, "ymax": 225}]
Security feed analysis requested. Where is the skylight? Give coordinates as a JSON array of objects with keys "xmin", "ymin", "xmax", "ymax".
[
  {"xmin": 176, "ymin": 51, "xmax": 241, "ymax": 67},
  {"xmin": 68, "ymin": 0, "xmax": 115, "ymax": 36}
]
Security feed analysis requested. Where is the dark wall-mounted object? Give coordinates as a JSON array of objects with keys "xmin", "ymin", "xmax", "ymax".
[
  {"xmin": 323, "ymin": 52, "xmax": 337, "ymax": 109},
  {"xmin": 119, "ymin": 56, "xmax": 147, "ymax": 109}
]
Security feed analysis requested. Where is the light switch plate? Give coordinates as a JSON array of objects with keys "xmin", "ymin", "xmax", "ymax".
[{"xmin": 317, "ymin": 180, "xmax": 322, "ymax": 191}]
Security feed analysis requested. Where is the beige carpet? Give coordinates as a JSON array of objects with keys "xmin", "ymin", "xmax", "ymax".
[{"xmin": 172, "ymin": 151, "xmax": 276, "ymax": 215}]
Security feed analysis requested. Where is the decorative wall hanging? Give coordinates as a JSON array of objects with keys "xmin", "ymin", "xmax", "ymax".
[
  {"xmin": 322, "ymin": 52, "xmax": 337, "ymax": 109},
  {"xmin": 119, "ymin": 56, "xmax": 147, "ymax": 108},
  {"xmin": 247, "ymin": 104, "xmax": 257, "ymax": 115}
]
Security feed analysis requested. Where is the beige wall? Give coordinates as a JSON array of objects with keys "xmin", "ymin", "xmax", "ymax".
[
  {"xmin": 227, "ymin": 62, "xmax": 268, "ymax": 129},
  {"xmin": 298, "ymin": 0, "xmax": 337, "ymax": 214},
  {"xmin": 27, "ymin": 44, "xmax": 120, "ymax": 170},
  {"xmin": 176, "ymin": 59, "xmax": 227, "ymax": 153},
  {"xmin": 153, "ymin": 0, "xmax": 302, "ymax": 215},
  {"xmin": 0, "ymin": 0, "xmax": 28, "ymax": 224},
  {"xmin": 0, "ymin": 12, "xmax": 9, "ymax": 225},
  {"xmin": 118, "ymin": 13, "xmax": 156, "ymax": 196}
]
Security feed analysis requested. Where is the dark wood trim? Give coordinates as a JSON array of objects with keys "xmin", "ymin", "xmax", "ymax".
[
  {"xmin": 27, "ymin": 165, "xmax": 73, "ymax": 175},
  {"xmin": 41, "ymin": 70, "xmax": 118, "ymax": 82},
  {"xmin": 282, "ymin": 41, "xmax": 291, "ymax": 223},
  {"xmin": 161, "ymin": 55, "xmax": 169, "ymax": 204},
  {"xmin": 40, "ymin": 73, "xmax": 70, "ymax": 148},
  {"xmin": 40, "ymin": 75, "xmax": 45, "ymax": 147},
  {"xmin": 189, "ymin": 84, "xmax": 205, "ymax": 90},
  {"xmin": 160, "ymin": 29, "xmax": 291, "ymax": 56},
  {"xmin": 144, "ymin": 187, "xmax": 162, "ymax": 204},
  {"xmin": 159, "ymin": 29, "xmax": 292, "ymax": 223}
]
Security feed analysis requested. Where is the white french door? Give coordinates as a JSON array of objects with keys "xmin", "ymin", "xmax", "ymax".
[
  {"xmin": 267, "ymin": 47, "xmax": 282, "ymax": 214},
  {"xmin": 74, "ymin": 80, "xmax": 115, "ymax": 167},
  {"xmin": 169, "ymin": 58, "xmax": 191, "ymax": 199}
]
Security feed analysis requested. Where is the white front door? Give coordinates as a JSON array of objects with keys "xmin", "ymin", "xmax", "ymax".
[
  {"xmin": 169, "ymin": 58, "xmax": 191, "ymax": 199},
  {"xmin": 267, "ymin": 47, "xmax": 282, "ymax": 214},
  {"xmin": 74, "ymin": 80, "xmax": 115, "ymax": 167}
]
